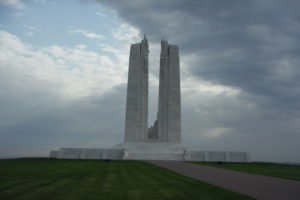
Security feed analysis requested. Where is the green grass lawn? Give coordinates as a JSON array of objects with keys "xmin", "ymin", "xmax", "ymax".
[
  {"xmin": 0, "ymin": 158, "xmax": 254, "ymax": 200},
  {"xmin": 196, "ymin": 162, "xmax": 300, "ymax": 181}
]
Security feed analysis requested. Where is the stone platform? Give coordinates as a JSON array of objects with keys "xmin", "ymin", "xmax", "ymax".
[
  {"xmin": 119, "ymin": 142, "xmax": 185, "ymax": 161},
  {"xmin": 50, "ymin": 143, "xmax": 250, "ymax": 162}
]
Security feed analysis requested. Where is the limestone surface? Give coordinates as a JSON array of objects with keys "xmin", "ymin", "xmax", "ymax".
[
  {"xmin": 124, "ymin": 36, "xmax": 149, "ymax": 143},
  {"xmin": 156, "ymin": 40, "xmax": 181, "ymax": 143}
]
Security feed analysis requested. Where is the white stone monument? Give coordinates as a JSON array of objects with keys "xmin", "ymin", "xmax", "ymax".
[
  {"xmin": 49, "ymin": 36, "xmax": 251, "ymax": 162},
  {"xmin": 120, "ymin": 36, "xmax": 184, "ymax": 160},
  {"xmin": 124, "ymin": 37, "xmax": 181, "ymax": 144}
]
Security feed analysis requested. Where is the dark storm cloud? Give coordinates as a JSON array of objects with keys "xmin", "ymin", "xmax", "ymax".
[
  {"xmin": 91, "ymin": 0, "xmax": 300, "ymax": 162},
  {"xmin": 94, "ymin": 0, "xmax": 300, "ymax": 109}
]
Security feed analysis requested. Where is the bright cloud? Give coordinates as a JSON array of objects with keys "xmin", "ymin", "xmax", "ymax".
[
  {"xmin": 69, "ymin": 28, "xmax": 105, "ymax": 39},
  {"xmin": 0, "ymin": 30, "xmax": 126, "ymax": 99},
  {"xmin": 0, "ymin": 0, "xmax": 25, "ymax": 9},
  {"xmin": 112, "ymin": 22, "xmax": 140, "ymax": 44},
  {"xmin": 96, "ymin": 11, "xmax": 106, "ymax": 17},
  {"xmin": 204, "ymin": 127, "xmax": 232, "ymax": 138},
  {"xmin": 182, "ymin": 77, "xmax": 240, "ymax": 97}
]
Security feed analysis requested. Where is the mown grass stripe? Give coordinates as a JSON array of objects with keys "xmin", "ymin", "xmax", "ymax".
[{"xmin": 0, "ymin": 158, "xmax": 254, "ymax": 200}]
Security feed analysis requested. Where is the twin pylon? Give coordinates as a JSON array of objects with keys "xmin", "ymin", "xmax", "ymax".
[{"xmin": 124, "ymin": 36, "xmax": 181, "ymax": 143}]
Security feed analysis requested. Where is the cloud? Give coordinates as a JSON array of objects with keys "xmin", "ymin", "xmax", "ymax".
[
  {"xmin": 204, "ymin": 127, "xmax": 232, "ymax": 138},
  {"xmin": 0, "ymin": 0, "xmax": 25, "ymax": 9},
  {"xmin": 96, "ymin": 11, "xmax": 106, "ymax": 17},
  {"xmin": 23, "ymin": 25, "xmax": 40, "ymax": 37},
  {"xmin": 0, "ymin": 30, "xmax": 126, "ymax": 99},
  {"xmin": 69, "ymin": 28, "xmax": 105, "ymax": 39},
  {"xmin": 89, "ymin": 0, "xmax": 300, "ymax": 162},
  {"xmin": 75, "ymin": 44, "xmax": 87, "ymax": 49},
  {"xmin": 111, "ymin": 22, "xmax": 140, "ymax": 44},
  {"xmin": 0, "ymin": 29, "xmax": 129, "ymax": 157},
  {"xmin": 23, "ymin": 24, "xmax": 39, "ymax": 31},
  {"xmin": 25, "ymin": 31, "xmax": 34, "ymax": 36}
]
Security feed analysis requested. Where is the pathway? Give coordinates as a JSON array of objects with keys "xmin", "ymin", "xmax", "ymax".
[{"xmin": 147, "ymin": 161, "xmax": 300, "ymax": 200}]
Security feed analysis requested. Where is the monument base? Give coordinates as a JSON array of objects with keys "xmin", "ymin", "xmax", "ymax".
[
  {"xmin": 50, "ymin": 143, "xmax": 251, "ymax": 162},
  {"xmin": 118, "ymin": 142, "xmax": 185, "ymax": 161}
]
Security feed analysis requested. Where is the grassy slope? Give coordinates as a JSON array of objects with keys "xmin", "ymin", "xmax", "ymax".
[
  {"xmin": 197, "ymin": 162, "xmax": 300, "ymax": 181},
  {"xmin": 0, "ymin": 158, "xmax": 254, "ymax": 200}
]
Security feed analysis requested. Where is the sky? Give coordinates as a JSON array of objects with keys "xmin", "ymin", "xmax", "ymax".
[{"xmin": 0, "ymin": 0, "xmax": 300, "ymax": 162}]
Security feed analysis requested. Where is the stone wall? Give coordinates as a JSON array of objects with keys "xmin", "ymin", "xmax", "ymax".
[
  {"xmin": 53, "ymin": 148, "xmax": 124, "ymax": 160},
  {"xmin": 184, "ymin": 151, "xmax": 251, "ymax": 162},
  {"xmin": 184, "ymin": 151, "xmax": 205, "ymax": 161},
  {"xmin": 50, "ymin": 146, "xmax": 250, "ymax": 162}
]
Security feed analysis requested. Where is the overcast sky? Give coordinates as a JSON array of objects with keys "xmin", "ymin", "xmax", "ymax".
[{"xmin": 0, "ymin": 0, "xmax": 299, "ymax": 162}]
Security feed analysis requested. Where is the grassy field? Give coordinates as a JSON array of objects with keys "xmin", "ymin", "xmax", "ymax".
[
  {"xmin": 0, "ymin": 158, "xmax": 254, "ymax": 200},
  {"xmin": 197, "ymin": 162, "xmax": 300, "ymax": 181}
]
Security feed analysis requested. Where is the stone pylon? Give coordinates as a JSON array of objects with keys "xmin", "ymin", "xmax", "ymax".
[
  {"xmin": 157, "ymin": 40, "xmax": 181, "ymax": 143},
  {"xmin": 124, "ymin": 36, "xmax": 181, "ymax": 144},
  {"xmin": 124, "ymin": 35, "xmax": 149, "ymax": 143}
]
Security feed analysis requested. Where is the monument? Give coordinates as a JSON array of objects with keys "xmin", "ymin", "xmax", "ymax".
[
  {"xmin": 120, "ymin": 36, "xmax": 183, "ymax": 160},
  {"xmin": 124, "ymin": 36, "xmax": 181, "ymax": 144},
  {"xmin": 50, "ymin": 36, "xmax": 251, "ymax": 162}
]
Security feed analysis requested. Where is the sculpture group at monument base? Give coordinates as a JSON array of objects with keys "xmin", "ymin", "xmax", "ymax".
[{"xmin": 50, "ymin": 144, "xmax": 251, "ymax": 162}]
